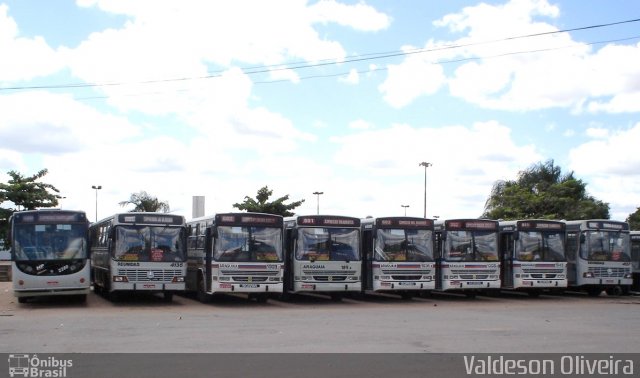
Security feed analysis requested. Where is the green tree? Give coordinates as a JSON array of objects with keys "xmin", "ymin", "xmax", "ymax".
[
  {"xmin": 483, "ymin": 160, "xmax": 609, "ymax": 220},
  {"xmin": 626, "ymin": 207, "xmax": 640, "ymax": 230},
  {"xmin": 233, "ymin": 186, "xmax": 304, "ymax": 216},
  {"xmin": 119, "ymin": 191, "xmax": 170, "ymax": 213},
  {"xmin": 0, "ymin": 169, "xmax": 62, "ymax": 246}
]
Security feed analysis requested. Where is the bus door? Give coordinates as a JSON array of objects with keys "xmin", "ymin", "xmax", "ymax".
[
  {"xmin": 362, "ymin": 227, "xmax": 373, "ymax": 291},
  {"xmin": 566, "ymin": 232, "xmax": 579, "ymax": 285},
  {"xmin": 204, "ymin": 227, "xmax": 213, "ymax": 292},
  {"xmin": 283, "ymin": 227, "xmax": 295, "ymax": 293},
  {"xmin": 500, "ymin": 232, "xmax": 514, "ymax": 288},
  {"xmin": 434, "ymin": 231, "xmax": 443, "ymax": 290}
]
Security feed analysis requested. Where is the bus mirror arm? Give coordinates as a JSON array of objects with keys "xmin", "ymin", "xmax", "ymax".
[
  {"xmin": 513, "ymin": 231, "xmax": 520, "ymax": 240},
  {"xmin": 580, "ymin": 234, "xmax": 586, "ymax": 244}
]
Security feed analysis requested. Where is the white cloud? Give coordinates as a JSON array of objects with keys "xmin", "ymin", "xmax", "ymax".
[
  {"xmin": 339, "ymin": 69, "xmax": 360, "ymax": 85},
  {"xmin": 348, "ymin": 119, "xmax": 372, "ymax": 130},
  {"xmin": 585, "ymin": 128, "xmax": 609, "ymax": 139},
  {"xmin": 330, "ymin": 120, "xmax": 543, "ymax": 218},
  {"xmin": 378, "ymin": 45, "xmax": 446, "ymax": 108},
  {"xmin": 308, "ymin": 0, "xmax": 391, "ymax": 32},
  {"xmin": 0, "ymin": 4, "xmax": 64, "ymax": 82},
  {"xmin": 381, "ymin": 0, "xmax": 640, "ymax": 113},
  {"xmin": 569, "ymin": 122, "xmax": 640, "ymax": 219}
]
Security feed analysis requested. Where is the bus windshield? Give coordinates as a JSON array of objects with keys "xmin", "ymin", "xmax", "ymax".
[
  {"xmin": 296, "ymin": 227, "xmax": 360, "ymax": 261},
  {"xmin": 581, "ymin": 231, "xmax": 630, "ymax": 262},
  {"xmin": 444, "ymin": 230, "xmax": 498, "ymax": 262},
  {"xmin": 115, "ymin": 226, "xmax": 185, "ymax": 262},
  {"xmin": 516, "ymin": 231, "xmax": 565, "ymax": 262},
  {"xmin": 13, "ymin": 223, "xmax": 87, "ymax": 261},
  {"xmin": 214, "ymin": 226, "xmax": 282, "ymax": 262},
  {"xmin": 375, "ymin": 229, "xmax": 434, "ymax": 262}
]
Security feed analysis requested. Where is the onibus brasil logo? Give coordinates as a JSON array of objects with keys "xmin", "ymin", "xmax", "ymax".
[{"xmin": 8, "ymin": 354, "xmax": 72, "ymax": 377}]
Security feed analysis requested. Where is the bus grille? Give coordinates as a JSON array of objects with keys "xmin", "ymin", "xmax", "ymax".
[
  {"xmin": 588, "ymin": 267, "xmax": 628, "ymax": 278},
  {"xmin": 232, "ymin": 276, "xmax": 268, "ymax": 282},
  {"xmin": 118, "ymin": 269, "xmax": 182, "ymax": 282},
  {"xmin": 221, "ymin": 270, "xmax": 278, "ymax": 276},
  {"xmin": 314, "ymin": 276, "xmax": 347, "ymax": 281},
  {"xmin": 460, "ymin": 274, "xmax": 488, "ymax": 280},
  {"xmin": 451, "ymin": 269, "xmax": 496, "ymax": 275},
  {"xmin": 303, "ymin": 270, "xmax": 354, "ymax": 275},
  {"xmin": 391, "ymin": 275, "xmax": 423, "ymax": 280},
  {"xmin": 382, "ymin": 269, "xmax": 431, "ymax": 275}
]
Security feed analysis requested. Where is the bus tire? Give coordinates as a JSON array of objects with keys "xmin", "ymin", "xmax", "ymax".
[
  {"xmin": 606, "ymin": 286, "xmax": 623, "ymax": 297},
  {"xmin": 163, "ymin": 292, "xmax": 174, "ymax": 302},
  {"xmin": 400, "ymin": 292, "xmax": 413, "ymax": 300},
  {"xmin": 256, "ymin": 294, "xmax": 268, "ymax": 304},
  {"xmin": 76, "ymin": 294, "xmax": 87, "ymax": 303},
  {"xmin": 330, "ymin": 293, "xmax": 342, "ymax": 302},
  {"xmin": 528, "ymin": 291, "xmax": 541, "ymax": 298},
  {"xmin": 465, "ymin": 292, "xmax": 477, "ymax": 299},
  {"xmin": 587, "ymin": 288, "xmax": 602, "ymax": 297},
  {"xmin": 17, "ymin": 297, "xmax": 28, "ymax": 304}
]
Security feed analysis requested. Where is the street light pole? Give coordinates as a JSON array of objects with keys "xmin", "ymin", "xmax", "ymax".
[
  {"xmin": 401, "ymin": 205, "xmax": 410, "ymax": 216},
  {"xmin": 312, "ymin": 191, "xmax": 324, "ymax": 215},
  {"xmin": 419, "ymin": 162, "xmax": 432, "ymax": 219},
  {"xmin": 91, "ymin": 185, "xmax": 102, "ymax": 222}
]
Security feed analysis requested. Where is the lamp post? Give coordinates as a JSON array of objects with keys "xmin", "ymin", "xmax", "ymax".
[
  {"xmin": 419, "ymin": 162, "xmax": 432, "ymax": 219},
  {"xmin": 401, "ymin": 205, "xmax": 410, "ymax": 216},
  {"xmin": 313, "ymin": 191, "xmax": 324, "ymax": 215},
  {"xmin": 91, "ymin": 185, "xmax": 102, "ymax": 222}
]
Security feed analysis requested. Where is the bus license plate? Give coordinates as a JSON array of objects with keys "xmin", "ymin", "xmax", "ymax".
[
  {"xmin": 239, "ymin": 284, "xmax": 259, "ymax": 288},
  {"xmin": 537, "ymin": 280, "xmax": 552, "ymax": 284},
  {"xmin": 466, "ymin": 282, "xmax": 483, "ymax": 285},
  {"xmin": 399, "ymin": 282, "xmax": 416, "ymax": 286}
]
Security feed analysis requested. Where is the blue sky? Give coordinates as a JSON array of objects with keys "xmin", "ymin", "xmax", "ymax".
[{"xmin": 1, "ymin": 0, "xmax": 639, "ymax": 222}]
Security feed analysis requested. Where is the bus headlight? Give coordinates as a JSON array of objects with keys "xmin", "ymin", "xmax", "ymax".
[
  {"xmin": 219, "ymin": 277, "xmax": 230, "ymax": 281},
  {"xmin": 113, "ymin": 276, "xmax": 128, "ymax": 282},
  {"xmin": 348, "ymin": 276, "xmax": 359, "ymax": 281},
  {"xmin": 583, "ymin": 272, "xmax": 595, "ymax": 278},
  {"xmin": 381, "ymin": 276, "xmax": 391, "ymax": 280},
  {"xmin": 449, "ymin": 275, "xmax": 458, "ymax": 280},
  {"xmin": 557, "ymin": 274, "xmax": 565, "ymax": 279},
  {"xmin": 172, "ymin": 276, "xmax": 185, "ymax": 283},
  {"xmin": 624, "ymin": 273, "xmax": 632, "ymax": 279},
  {"xmin": 268, "ymin": 277, "xmax": 280, "ymax": 282}
]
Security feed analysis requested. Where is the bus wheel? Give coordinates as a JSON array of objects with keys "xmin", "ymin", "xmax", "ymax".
[
  {"xmin": 256, "ymin": 294, "xmax": 268, "ymax": 304},
  {"xmin": 17, "ymin": 297, "xmax": 28, "ymax": 304},
  {"xmin": 76, "ymin": 294, "xmax": 87, "ymax": 303},
  {"xmin": 465, "ymin": 292, "xmax": 477, "ymax": 299},
  {"xmin": 163, "ymin": 292, "xmax": 174, "ymax": 302},
  {"xmin": 606, "ymin": 286, "xmax": 623, "ymax": 297},
  {"xmin": 400, "ymin": 292, "xmax": 413, "ymax": 300},
  {"xmin": 528, "ymin": 291, "xmax": 541, "ymax": 298},
  {"xmin": 330, "ymin": 293, "xmax": 342, "ymax": 302},
  {"xmin": 587, "ymin": 288, "xmax": 602, "ymax": 297}
]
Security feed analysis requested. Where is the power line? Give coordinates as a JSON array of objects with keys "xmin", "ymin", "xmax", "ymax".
[{"xmin": 1, "ymin": 17, "xmax": 639, "ymax": 93}]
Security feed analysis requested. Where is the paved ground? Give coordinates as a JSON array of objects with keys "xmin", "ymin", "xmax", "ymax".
[{"xmin": 1, "ymin": 282, "xmax": 639, "ymax": 354}]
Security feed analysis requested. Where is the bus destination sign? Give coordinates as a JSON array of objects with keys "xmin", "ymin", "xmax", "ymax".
[
  {"xmin": 518, "ymin": 221, "xmax": 564, "ymax": 231},
  {"xmin": 298, "ymin": 216, "xmax": 360, "ymax": 227},
  {"xmin": 587, "ymin": 221, "xmax": 629, "ymax": 231},
  {"xmin": 118, "ymin": 214, "xmax": 184, "ymax": 225},
  {"xmin": 446, "ymin": 220, "xmax": 498, "ymax": 230},
  {"xmin": 377, "ymin": 218, "xmax": 433, "ymax": 229},
  {"xmin": 216, "ymin": 214, "xmax": 283, "ymax": 226}
]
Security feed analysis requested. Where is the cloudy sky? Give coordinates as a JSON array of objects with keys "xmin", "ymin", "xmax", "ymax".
[{"xmin": 1, "ymin": 0, "xmax": 639, "ymax": 222}]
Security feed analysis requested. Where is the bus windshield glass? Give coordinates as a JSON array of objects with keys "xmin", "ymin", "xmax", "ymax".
[
  {"xmin": 375, "ymin": 229, "xmax": 434, "ymax": 262},
  {"xmin": 296, "ymin": 227, "xmax": 360, "ymax": 261},
  {"xmin": 115, "ymin": 226, "xmax": 185, "ymax": 262},
  {"xmin": 516, "ymin": 231, "xmax": 565, "ymax": 262},
  {"xmin": 581, "ymin": 231, "xmax": 630, "ymax": 262},
  {"xmin": 214, "ymin": 226, "xmax": 282, "ymax": 262},
  {"xmin": 13, "ymin": 223, "xmax": 87, "ymax": 261},
  {"xmin": 444, "ymin": 230, "xmax": 498, "ymax": 262}
]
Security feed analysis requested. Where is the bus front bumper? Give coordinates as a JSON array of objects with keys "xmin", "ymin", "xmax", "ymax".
[
  {"xmin": 111, "ymin": 282, "xmax": 185, "ymax": 292},
  {"xmin": 293, "ymin": 281, "xmax": 361, "ymax": 293}
]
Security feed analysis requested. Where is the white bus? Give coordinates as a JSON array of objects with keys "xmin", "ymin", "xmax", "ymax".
[
  {"xmin": 186, "ymin": 213, "xmax": 284, "ymax": 303},
  {"xmin": 499, "ymin": 220, "xmax": 567, "ymax": 296},
  {"xmin": 284, "ymin": 215, "xmax": 361, "ymax": 301},
  {"xmin": 90, "ymin": 213, "xmax": 187, "ymax": 301},
  {"xmin": 361, "ymin": 217, "xmax": 435, "ymax": 298},
  {"xmin": 631, "ymin": 231, "xmax": 640, "ymax": 293},
  {"xmin": 434, "ymin": 219, "xmax": 501, "ymax": 297},
  {"xmin": 565, "ymin": 220, "xmax": 632, "ymax": 296},
  {"xmin": 9, "ymin": 210, "xmax": 90, "ymax": 303}
]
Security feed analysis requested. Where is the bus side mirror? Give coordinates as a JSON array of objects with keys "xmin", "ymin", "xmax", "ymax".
[
  {"xmin": 580, "ymin": 234, "xmax": 586, "ymax": 243},
  {"xmin": 513, "ymin": 231, "xmax": 520, "ymax": 241},
  {"xmin": 211, "ymin": 227, "xmax": 218, "ymax": 239},
  {"xmin": 291, "ymin": 228, "xmax": 298, "ymax": 239}
]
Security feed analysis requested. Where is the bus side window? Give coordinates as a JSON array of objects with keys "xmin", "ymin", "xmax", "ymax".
[{"xmin": 566, "ymin": 232, "xmax": 577, "ymax": 262}]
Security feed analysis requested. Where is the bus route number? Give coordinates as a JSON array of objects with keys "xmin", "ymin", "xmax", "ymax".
[{"xmin": 170, "ymin": 262, "xmax": 184, "ymax": 267}]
